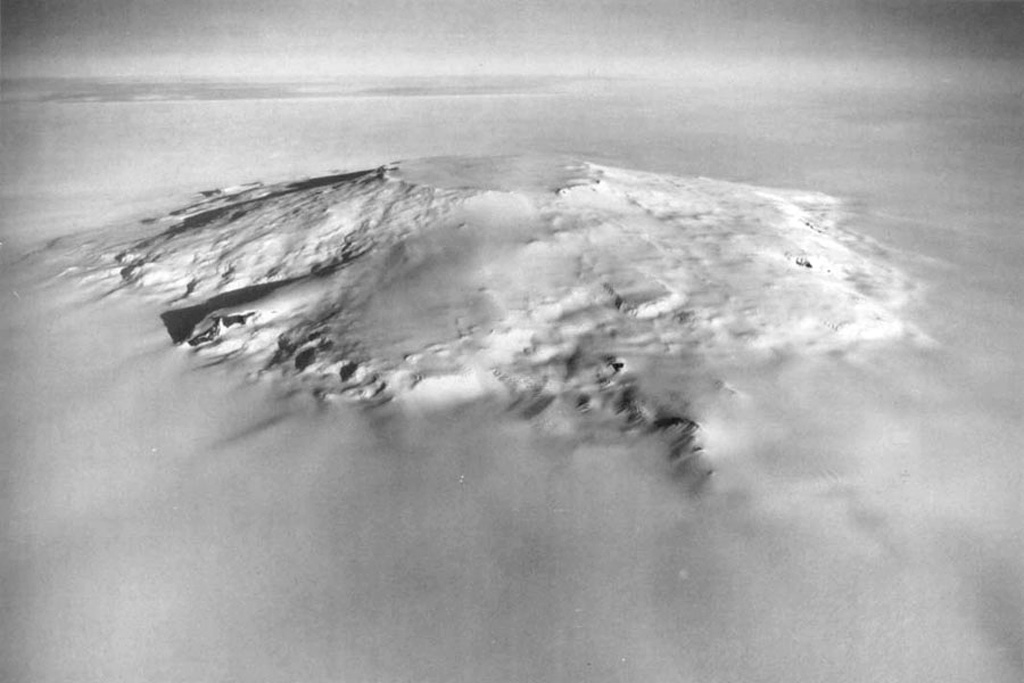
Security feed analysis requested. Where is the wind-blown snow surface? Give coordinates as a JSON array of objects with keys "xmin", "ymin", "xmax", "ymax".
[{"xmin": 6, "ymin": 156, "xmax": 1017, "ymax": 683}]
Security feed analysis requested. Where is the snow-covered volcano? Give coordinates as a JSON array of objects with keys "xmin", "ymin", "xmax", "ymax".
[{"xmin": 82, "ymin": 155, "xmax": 916, "ymax": 489}]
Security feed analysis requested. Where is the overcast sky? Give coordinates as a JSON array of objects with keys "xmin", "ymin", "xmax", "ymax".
[{"xmin": 3, "ymin": 0, "xmax": 1022, "ymax": 79}]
